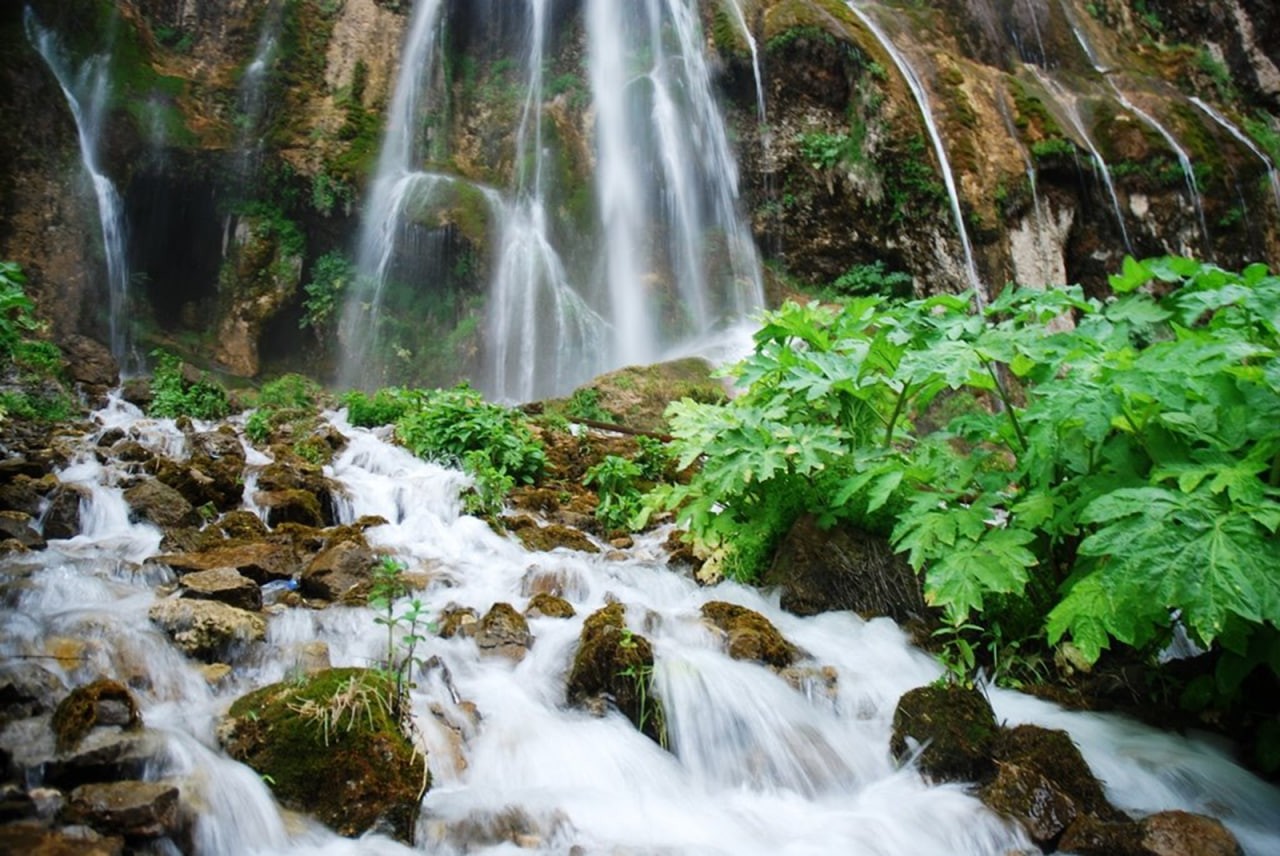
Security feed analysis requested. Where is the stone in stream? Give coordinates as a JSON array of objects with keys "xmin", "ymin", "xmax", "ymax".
[
  {"xmin": 178, "ymin": 567, "xmax": 262, "ymax": 611},
  {"xmin": 475, "ymin": 603, "xmax": 533, "ymax": 661},
  {"xmin": 51, "ymin": 680, "xmax": 141, "ymax": 753},
  {"xmin": 566, "ymin": 603, "xmax": 666, "ymax": 746},
  {"xmin": 122, "ymin": 478, "xmax": 198, "ymax": 529},
  {"xmin": 65, "ymin": 780, "xmax": 181, "ymax": 839},
  {"xmin": 148, "ymin": 598, "xmax": 266, "ymax": 661},
  {"xmin": 889, "ymin": 683, "xmax": 999, "ymax": 783},
  {"xmin": 699, "ymin": 601, "xmax": 801, "ymax": 669}
]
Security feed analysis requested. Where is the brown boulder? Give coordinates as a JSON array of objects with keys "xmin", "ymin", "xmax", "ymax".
[
  {"xmin": 255, "ymin": 489, "xmax": 324, "ymax": 528},
  {"xmin": 179, "ymin": 567, "xmax": 263, "ymax": 611},
  {"xmin": 475, "ymin": 603, "xmax": 533, "ymax": 661},
  {"xmin": 122, "ymin": 479, "xmax": 197, "ymax": 529},
  {"xmin": 62, "ymin": 334, "xmax": 119, "ymax": 391},
  {"xmin": 567, "ymin": 603, "xmax": 666, "ymax": 745},
  {"xmin": 512, "ymin": 520, "xmax": 599, "ymax": 553},
  {"xmin": 700, "ymin": 601, "xmax": 800, "ymax": 668},
  {"xmin": 42, "ymin": 483, "xmax": 89, "ymax": 540},
  {"xmin": 0, "ymin": 822, "xmax": 123, "ymax": 855},
  {"xmin": 300, "ymin": 540, "xmax": 375, "ymax": 601},
  {"xmin": 51, "ymin": 680, "xmax": 141, "ymax": 753},
  {"xmin": 1059, "ymin": 815, "xmax": 1148, "ymax": 856},
  {"xmin": 765, "ymin": 516, "xmax": 925, "ymax": 622},
  {"xmin": 153, "ymin": 542, "xmax": 297, "ymax": 584},
  {"xmin": 148, "ymin": 599, "xmax": 266, "ymax": 661},
  {"xmin": 0, "ymin": 510, "xmax": 45, "ymax": 550},
  {"xmin": 889, "ymin": 684, "xmax": 998, "ymax": 783},
  {"xmin": 525, "ymin": 593, "xmax": 575, "ymax": 619},
  {"xmin": 66, "ymin": 781, "xmax": 180, "ymax": 839},
  {"xmin": 1141, "ymin": 811, "xmax": 1242, "ymax": 856},
  {"xmin": 439, "ymin": 606, "xmax": 480, "ymax": 639}
]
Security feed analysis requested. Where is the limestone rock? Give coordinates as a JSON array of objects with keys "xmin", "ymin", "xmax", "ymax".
[
  {"xmin": 153, "ymin": 542, "xmax": 298, "ymax": 584},
  {"xmin": 0, "ymin": 822, "xmax": 123, "ymax": 856},
  {"xmin": 890, "ymin": 684, "xmax": 999, "ymax": 783},
  {"xmin": 765, "ymin": 516, "xmax": 925, "ymax": 622},
  {"xmin": 300, "ymin": 540, "xmax": 375, "ymax": 601},
  {"xmin": 0, "ymin": 662, "xmax": 66, "ymax": 723},
  {"xmin": 475, "ymin": 603, "xmax": 533, "ymax": 661},
  {"xmin": 1059, "ymin": 815, "xmax": 1147, "ymax": 856},
  {"xmin": 42, "ymin": 484, "xmax": 89, "ymax": 540},
  {"xmin": 512, "ymin": 520, "xmax": 599, "ymax": 554},
  {"xmin": 700, "ymin": 601, "xmax": 800, "ymax": 668},
  {"xmin": 1141, "ymin": 810, "xmax": 1242, "ymax": 856},
  {"xmin": 66, "ymin": 781, "xmax": 180, "ymax": 839},
  {"xmin": 179, "ymin": 567, "xmax": 262, "ymax": 611},
  {"xmin": 148, "ymin": 599, "xmax": 266, "ymax": 661},
  {"xmin": 122, "ymin": 479, "xmax": 197, "ymax": 529},
  {"xmin": 439, "ymin": 606, "xmax": 480, "ymax": 639},
  {"xmin": 51, "ymin": 680, "xmax": 141, "ymax": 753},
  {"xmin": 0, "ymin": 510, "xmax": 45, "ymax": 550},
  {"xmin": 254, "ymin": 489, "xmax": 324, "ymax": 529}
]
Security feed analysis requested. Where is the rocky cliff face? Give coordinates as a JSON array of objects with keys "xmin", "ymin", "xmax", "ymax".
[{"xmin": 1, "ymin": 0, "xmax": 1277, "ymax": 386}]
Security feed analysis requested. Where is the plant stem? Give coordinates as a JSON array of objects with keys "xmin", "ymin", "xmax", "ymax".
[
  {"xmin": 884, "ymin": 381, "xmax": 912, "ymax": 448},
  {"xmin": 985, "ymin": 362, "xmax": 1027, "ymax": 452}
]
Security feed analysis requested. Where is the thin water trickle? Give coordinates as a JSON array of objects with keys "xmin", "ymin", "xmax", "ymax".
[
  {"xmin": 844, "ymin": 2, "xmax": 987, "ymax": 305},
  {"xmin": 1190, "ymin": 96, "xmax": 1280, "ymax": 213},
  {"xmin": 1108, "ymin": 82, "xmax": 1210, "ymax": 254},
  {"xmin": 232, "ymin": 0, "xmax": 285, "ymax": 190},
  {"xmin": 4, "ymin": 401, "xmax": 1280, "ymax": 854},
  {"xmin": 1028, "ymin": 67, "xmax": 1133, "ymax": 252},
  {"xmin": 25, "ymin": 8, "xmax": 133, "ymax": 369}
]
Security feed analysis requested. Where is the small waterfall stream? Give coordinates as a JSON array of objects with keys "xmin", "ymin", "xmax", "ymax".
[
  {"xmin": 232, "ymin": 0, "xmax": 285, "ymax": 189},
  {"xmin": 844, "ymin": 2, "xmax": 986, "ymax": 305},
  {"xmin": 3, "ymin": 400, "xmax": 1279, "ymax": 854},
  {"xmin": 1190, "ymin": 96, "xmax": 1280, "ymax": 213},
  {"xmin": 24, "ymin": 8, "xmax": 133, "ymax": 370},
  {"xmin": 1106, "ymin": 83, "xmax": 1210, "ymax": 253}
]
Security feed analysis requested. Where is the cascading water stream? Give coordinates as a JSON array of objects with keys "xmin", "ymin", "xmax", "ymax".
[
  {"xmin": 1028, "ymin": 67, "xmax": 1133, "ymax": 252},
  {"xmin": 844, "ymin": 2, "xmax": 986, "ymax": 305},
  {"xmin": 1190, "ymin": 96, "xmax": 1280, "ymax": 213},
  {"xmin": 24, "ymin": 8, "xmax": 133, "ymax": 370},
  {"xmin": 3, "ymin": 398, "xmax": 1280, "ymax": 854},
  {"xmin": 1107, "ymin": 83, "xmax": 1210, "ymax": 254}
]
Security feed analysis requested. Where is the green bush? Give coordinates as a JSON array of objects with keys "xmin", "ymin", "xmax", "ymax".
[
  {"xmin": 258, "ymin": 373, "xmax": 323, "ymax": 410},
  {"xmin": 301, "ymin": 251, "xmax": 356, "ymax": 335},
  {"xmin": 147, "ymin": 349, "xmax": 231, "ymax": 420},
  {"xmin": 341, "ymin": 387, "xmax": 415, "ymax": 427},
  {"xmin": 584, "ymin": 455, "xmax": 645, "ymax": 531},
  {"xmin": 650, "ymin": 257, "xmax": 1280, "ymax": 706}
]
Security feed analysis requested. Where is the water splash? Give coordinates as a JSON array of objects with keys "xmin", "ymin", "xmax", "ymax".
[
  {"xmin": 24, "ymin": 7, "xmax": 133, "ymax": 369},
  {"xmin": 844, "ymin": 2, "xmax": 986, "ymax": 305}
]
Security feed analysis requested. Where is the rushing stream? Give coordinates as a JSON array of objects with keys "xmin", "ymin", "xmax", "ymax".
[{"xmin": 3, "ymin": 398, "xmax": 1279, "ymax": 854}]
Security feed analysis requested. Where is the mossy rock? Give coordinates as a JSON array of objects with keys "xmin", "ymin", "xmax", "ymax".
[
  {"xmin": 889, "ymin": 684, "xmax": 998, "ymax": 783},
  {"xmin": 525, "ymin": 592, "xmax": 575, "ymax": 619},
  {"xmin": 559, "ymin": 358, "xmax": 727, "ymax": 434},
  {"xmin": 991, "ymin": 725, "xmax": 1115, "ymax": 818},
  {"xmin": 52, "ymin": 680, "xmax": 141, "ymax": 753},
  {"xmin": 699, "ymin": 601, "xmax": 800, "ymax": 669},
  {"xmin": 512, "ymin": 520, "xmax": 599, "ymax": 554},
  {"xmin": 222, "ymin": 668, "xmax": 425, "ymax": 843},
  {"xmin": 567, "ymin": 604, "xmax": 666, "ymax": 746}
]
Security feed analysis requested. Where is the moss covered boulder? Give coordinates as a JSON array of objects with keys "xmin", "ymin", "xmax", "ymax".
[
  {"xmin": 567, "ymin": 604, "xmax": 666, "ymax": 745},
  {"xmin": 51, "ymin": 680, "xmax": 142, "ymax": 753},
  {"xmin": 699, "ymin": 601, "xmax": 800, "ymax": 668},
  {"xmin": 889, "ymin": 684, "xmax": 999, "ymax": 783},
  {"xmin": 220, "ymin": 668, "xmax": 425, "ymax": 843},
  {"xmin": 561, "ymin": 358, "xmax": 727, "ymax": 434}
]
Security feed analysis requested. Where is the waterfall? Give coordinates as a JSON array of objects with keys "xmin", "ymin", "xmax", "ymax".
[
  {"xmin": 1107, "ymin": 83, "xmax": 1210, "ymax": 254},
  {"xmin": 346, "ymin": 0, "xmax": 762, "ymax": 399},
  {"xmin": 24, "ymin": 8, "xmax": 133, "ymax": 369},
  {"xmin": 586, "ymin": 0, "xmax": 764, "ymax": 373},
  {"xmin": 488, "ymin": 0, "xmax": 609, "ymax": 402},
  {"xmin": 844, "ymin": 2, "xmax": 986, "ymax": 305},
  {"xmin": 232, "ymin": 0, "xmax": 285, "ymax": 190},
  {"xmin": 1028, "ymin": 67, "xmax": 1133, "ymax": 252},
  {"xmin": 1190, "ymin": 96, "xmax": 1280, "ymax": 213},
  {"xmin": 342, "ymin": 0, "xmax": 448, "ymax": 389}
]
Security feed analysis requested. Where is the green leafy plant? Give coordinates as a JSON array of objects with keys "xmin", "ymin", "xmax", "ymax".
[
  {"xmin": 566, "ymin": 387, "xmax": 615, "ymax": 423},
  {"xmin": 368, "ymin": 555, "xmax": 430, "ymax": 717},
  {"xmin": 820, "ymin": 261, "xmax": 914, "ymax": 300},
  {"xmin": 301, "ymin": 251, "xmax": 356, "ymax": 336},
  {"xmin": 584, "ymin": 455, "xmax": 645, "ymax": 532},
  {"xmin": 147, "ymin": 349, "xmax": 231, "ymax": 420},
  {"xmin": 650, "ymin": 257, "xmax": 1280, "ymax": 710},
  {"xmin": 342, "ymin": 387, "xmax": 416, "ymax": 427}
]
